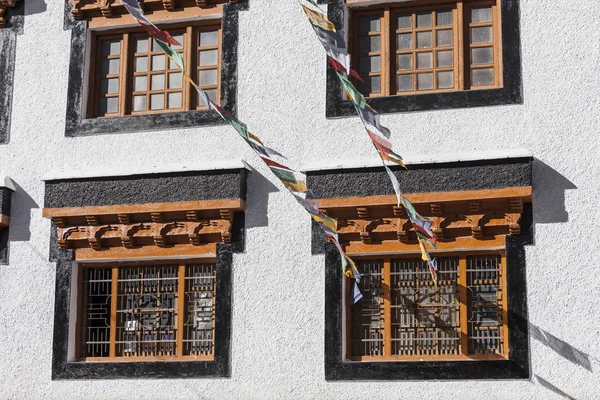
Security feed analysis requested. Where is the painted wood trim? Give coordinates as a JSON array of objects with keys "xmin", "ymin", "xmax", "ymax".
[{"xmin": 74, "ymin": 243, "xmax": 217, "ymax": 261}]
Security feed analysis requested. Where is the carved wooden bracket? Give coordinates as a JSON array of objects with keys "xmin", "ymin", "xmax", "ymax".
[
  {"xmin": 0, "ymin": 0, "xmax": 17, "ymax": 28},
  {"xmin": 70, "ymin": 0, "xmax": 238, "ymax": 20}
]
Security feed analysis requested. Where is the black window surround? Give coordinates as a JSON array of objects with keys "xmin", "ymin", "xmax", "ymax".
[
  {"xmin": 318, "ymin": 0, "xmax": 523, "ymax": 117},
  {"xmin": 0, "ymin": 0, "xmax": 23, "ymax": 144},
  {"xmin": 51, "ymin": 244, "xmax": 233, "ymax": 380},
  {"xmin": 0, "ymin": 177, "xmax": 14, "ymax": 264},
  {"xmin": 62, "ymin": 0, "xmax": 248, "ymax": 137},
  {"xmin": 306, "ymin": 157, "xmax": 532, "ymax": 380}
]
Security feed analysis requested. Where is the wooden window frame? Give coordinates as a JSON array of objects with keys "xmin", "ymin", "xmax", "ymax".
[
  {"xmin": 88, "ymin": 20, "xmax": 222, "ymax": 118},
  {"xmin": 349, "ymin": 0, "xmax": 502, "ymax": 98},
  {"xmin": 76, "ymin": 258, "xmax": 217, "ymax": 363},
  {"xmin": 344, "ymin": 250, "xmax": 509, "ymax": 362}
]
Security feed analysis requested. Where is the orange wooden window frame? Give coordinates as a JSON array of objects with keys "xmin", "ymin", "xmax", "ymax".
[
  {"xmin": 344, "ymin": 250, "xmax": 509, "ymax": 362},
  {"xmin": 349, "ymin": 0, "xmax": 502, "ymax": 97},
  {"xmin": 76, "ymin": 259, "xmax": 217, "ymax": 362},
  {"xmin": 88, "ymin": 21, "xmax": 222, "ymax": 118}
]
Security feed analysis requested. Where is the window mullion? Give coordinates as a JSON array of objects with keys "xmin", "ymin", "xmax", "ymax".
[
  {"xmin": 383, "ymin": 259, "xmax": 392, "ymax": 356},
  {"xmin": 177, "ymin": 262, "xmax": 186, "ymax": 358},
  {"xmin": 184, "ymin": 26, "xmax": 194, "ymax": 110},
  {"xmin": 119, "ymin": 34, "xmax": 130, "ymax": 116},
  {"xmin": 458, "ymin": 256, "xmax": 468, "ymax": 356},
  {"xmin": 109, "ymin": 265, "xmax": 119, "ymax": 359},
  {"xmin": 456, "ymin": 1, "xmax": 465, "ymax": 90},
  {"xmin": 382, "ymin": 8, "xmax": 391, "ymax": 96}
]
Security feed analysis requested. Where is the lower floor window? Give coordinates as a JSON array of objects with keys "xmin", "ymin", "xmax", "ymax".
[
  {"xmin": 347, "ymin": 252, "xmax": 508, "ymax": 361},
  {"xmin": 79, "ymin": 261, "xmax": 216, "ymax": 361}
]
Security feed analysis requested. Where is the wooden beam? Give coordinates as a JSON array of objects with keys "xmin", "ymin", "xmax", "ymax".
[
  {"xmin": 75, "ymin": 243, "xmax": 217, "ymax": 261},
  {"xmin": 316, "ymin": 187, "xmax": 532, "ymax": 210},
  {"xmin": 43, "ymin": 199, "xmax": 245, "ymax": 219},
  {"xmin": 345, "ymin": 235, "xmax": 505, "ymax": 255}
]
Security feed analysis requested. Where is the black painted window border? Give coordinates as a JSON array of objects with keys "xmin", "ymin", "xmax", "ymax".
[
  {"xmin": 0, "ymin": 0, "xmax": 23, "ymax": 144},
  {"xmin": 323, "ymin": 210, "xmax": 531, "ymax": 381},
  {"xmin": 0, "ymin": 186, "xmax": 13, "ymax": 264},
  {"xmin": 51, "ymin": 243, "xmax": 233, "ymax": 380},
  {"xmin": 62, "ymin": 0, "xmax": 248, "ymax": 137},
  {"xmin": 318, "ymin": 0, "xmax": 523, "ymax": 117}
]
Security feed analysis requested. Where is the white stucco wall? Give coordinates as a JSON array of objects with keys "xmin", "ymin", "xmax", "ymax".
[{"xmin": 0, "ymin": 0, "xmax": 599, "ymax": 398}]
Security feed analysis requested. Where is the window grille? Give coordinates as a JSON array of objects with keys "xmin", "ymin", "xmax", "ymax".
[
  {"xmin": 79, "ymin": 261, "xmax": 216, "ymax": 361},
  {"xmin": 347, "ymin": 252, "xmax": 507, "ymax": 361}
]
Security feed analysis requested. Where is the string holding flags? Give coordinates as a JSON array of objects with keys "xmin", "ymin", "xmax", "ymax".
[
  {"xmin": 299, "ymin": 0, "xmax": 439, "ymax": 286},
  {"xmin": 120, "ymin": 0, "xmax": 365, "ymax": 303}
]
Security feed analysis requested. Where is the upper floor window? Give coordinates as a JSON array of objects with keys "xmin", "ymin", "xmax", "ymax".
[
  {"xmin": 352, "ymin": 0, "xmax": 501, "ymax": 97},
  {"xmin": 91, "ymin": 22, "xmax": 221, "ymax": 118}
]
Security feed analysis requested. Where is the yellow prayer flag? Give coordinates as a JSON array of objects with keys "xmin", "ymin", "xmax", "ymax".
[{"xmin": 302, "ymin": 4, "xmax": 336, "ymax": 32}]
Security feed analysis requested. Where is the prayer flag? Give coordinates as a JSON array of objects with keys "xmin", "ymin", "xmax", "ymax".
[
  {"xmin": 301, "ymin": 4, "xmax": 336, "ymax": 32},
  {"xmin": 385, "ymin": 165, "xmax": 403, "ymax": 206},
  {"xmin": 120, "ymin": 0, "xmax": 181, "ymax": 46},
  {"xmin": 153, "ymin": 39, "xmax": 184, "ymax": 71},
  {"xmin": 328, "ymin": 57, "xmax": 362, "ymax": 81},
  {"xmin": 337, "ymin": 72, "xmax": 367, "ymax": 108},
  {"xmin": 350, "ymin": 279, "xmax": 364, "ymax": 305},
  {"xmin": 356, "ymin": 106, "xmax": 391, "ymax": 138}
]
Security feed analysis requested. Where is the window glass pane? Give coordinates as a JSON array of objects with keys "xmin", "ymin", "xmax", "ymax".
[
  {"xmin": 100, "ymin": 78, "xmax": 119, "ymax": 95},
  {"xmin": 416, "ymin": 13, "xmax": 432, "ymax": 28},
  {"xmin": 204, "ymin": 89, "xmax": 218, "ymax": 103},
  {"xmin": 199, "ymin": 30, "xmax": 219, "ymax": 46},
  {"xmin": 169, "ymin": 72, "xmax": 183, "ymax": 89},
  {"xmin": 471, "ymin": 68, "xmax": 494, "ymax": 86},
  {"xmin": 135, "ymin": 37, "xmax": 148, "ymax": 53},
  {"xmin": 359, "ymin": 15, "xmax": 380, "ymax": 33},
  {"xmin": 198, "ymin": 69, "xmax": 218, "ymax": 86},
  {"xmin": 370, "ymin": 76, "xmax": 381, "ymax": 93},
  {"xmin": 436, "ymin": 29, "xmax": 453, "ymax": 47},
  {"xmin": 437, "ymin": 70, "xmax": 453, "ymax": 88},
  {"xmin": 416, "ymin": 52, "xmax": 433, "ymax": 69},
  {"xmin": 199, "ymin": 50, "xmax": 218, "ymax": 67},
  {"xmin": 397, "ymin": 54, "xmax": 413, "ymax": 70},
  {"xmin": 360, "ymin": 76, "xmax": 380, "ymax": 94},
  {"xmin": 150, "ymin": 93, "xmax": 164, "ymax": 110},
  {"xmin": 135, "ymin": 57, "xmax": 148, "ymax": 72},
  {"xmin": 151, "ymin": 74, "xmax": 165, "ymax": 90},
  {"xmin": 99, "ymin": 97, "xmax": 118, "ymax": 114},
  {"xmin": 134, "ymin": 76, "xmax": 147, "ymax": 91},
  {"xmin": 436, "ymin": 10, "xmax": 452, "ymax": 26},
  {"xmin": 417, "ymin": 31, "xmax": 432, "ymax": 48},
  {"xmin": 359, "ymin": 35, "xmax": 380, "ymax": 53},
  {"xmin": 437, "ymin": 50, "xmax": 453, "ymax": 67},
  {"xmin": 471, "ymin": 47, "xmax": 493, "ymax": 64},
  {"xmin": 102, "ymin": 40, "xmax": 120, "ymax": 56},
  {"xmin": 397, "ymin": 74, "xmax": 413, "ymax": 92},
  {"xmin": 471, "ymin": 6, "xmax": 492, "ymax": 23},
  {"xmin": 101, "ymin": 59, "xmax": 120, "ymax": 75},
  {"xmin": 397, "ymin": 14, "xmax": 412, "ymax": 29},
  {"xmin": 359, "ymin": 56, "xmax": 380, "ymax": 73},
  {"xmin": 397, "ymin": 33, "xmax": 413, "ymax": 50},
  {"xmin": 171, "ymin": 34, "xmax": 184, "ymax": 50},
  {"xmin": 133, "ymin": 95, "xmax": 147, "ymax": 111},
  {"xmin": 417, "ymin": 72, "xmax": 433, "ymax": 90},
  {"xmin": 470, "ymin": 26, "xmax": 493, "ymax": 43},
  {"xmin": 152, "ymin": 55, "xmax": 166, "ymax": 71},
  {"xmin": 168, "ymin": 92, "xmax": 182, "ymax": 109},
  {"xmin": 169, "ymin": 56, "xmax": 182, "ymax": 70}
]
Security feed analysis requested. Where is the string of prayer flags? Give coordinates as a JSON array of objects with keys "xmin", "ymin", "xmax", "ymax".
[
  {"xmin": 301, "ymin": 0, "xmax": 439, "ymax": 284},
  {"xmin": 120, "ymin": 0, "xmax": 180, "ymax": 46},
  {"xmin": 121, "ymin": 0, "xmax": 364, "ymax": 303}
]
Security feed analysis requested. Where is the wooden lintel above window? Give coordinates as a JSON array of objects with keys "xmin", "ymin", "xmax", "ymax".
[
  {"xmin": 70, "ymin": 0, "xmax": 238, "ymax": 21},
  {"xmin": 42, "ymin": 199, "xmax": 243, "ymax": 259},
  {"xmin": 0, "ymin": 0, "xmax": 17, "ymax": 28},
  {"xmin": 317, "ymin": 186, "xmax": 530, "ymax": 249}
]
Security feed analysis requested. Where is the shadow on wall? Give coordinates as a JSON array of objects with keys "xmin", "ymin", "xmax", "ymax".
[
  {"xmin": 532, "ymin": 160, "xmax": 577, "ymax": 225},
  {"xmin": 535, "ymin": 375, "xmax": 578, "ymax": 400},
  {"xmin": 8, "ymin": 180, "xmax": 39, "ymax": 242},
  {"xmin": 25, "ymin": 0, "xmax": 47, "ymax": 17},
  {"xmin": 245, "ymin": 167, "xmax": 280, "ymax": 229},
  {"xmin": 529, "ymin": 323, "xmax": 594, "ymax": 372}
]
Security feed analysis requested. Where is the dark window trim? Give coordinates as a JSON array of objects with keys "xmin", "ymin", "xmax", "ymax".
[
  {"xmin": 319, "ymin": 0, "xmax": 523, "ymax": 116},
  {"xmin": 62, "ymin": 0, "xmax": 248, "ymax": 137},
  {"xmin": 0, "ymin": 186, "xmax": 13, "ymax": 264},
  {"xmin": 0, "ymin": 0, "xmax": 24, "ymax": 144},
  {"xmin": 51, "ymin": 243, "xmax": 233, "ymax": 380},
  {"xmin": 324, "ymin": 213, "xmax": 531, "ymax": 380}
]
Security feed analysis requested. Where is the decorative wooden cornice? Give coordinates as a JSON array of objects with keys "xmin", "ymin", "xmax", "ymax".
[
  {"xmin": 70, "ymin": 0, "xmax": 238, "ymax": 21},
  {"xmin": 316, "ymin": 186, "xmax": 531, "ymax": 253},
  {"xmin": 43, "ymin": 199, "xmax": 243, "ymax": 260},
  {"xmin": 0, "ymin": 0, "xmax": 17, "ymax": 28}
]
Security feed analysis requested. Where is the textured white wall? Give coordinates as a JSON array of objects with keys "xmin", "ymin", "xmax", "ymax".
[{"xmin": 0, "ymin": 0, "xmax": 599, "ymax": 398}]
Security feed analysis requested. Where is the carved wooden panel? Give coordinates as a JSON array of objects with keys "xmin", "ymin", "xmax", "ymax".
[
  {"xmin": 70, "ymin": 0, "xmax": 238, "ymax": 20},
  {"xmin": 0, "ymin": 0, "xmax": 17, "ymax": 28}
]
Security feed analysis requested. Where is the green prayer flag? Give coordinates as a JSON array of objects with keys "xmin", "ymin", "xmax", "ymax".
[
  {"xmin": 336, "ymin": 71, "xmax": 366, "ymax": 108},
  {"xmin": 153, "ymin": 38, "xmax": 184, "ymax": 72},
  {"xmin": 270, "ymin": 167, "xmax": 297, "ymax": 184}
]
